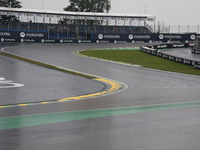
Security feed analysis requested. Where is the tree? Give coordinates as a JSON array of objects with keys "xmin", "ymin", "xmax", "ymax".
[
  {"xmin": 64, "ymin": 0, "xmax": 110, "ymax": 13},
  {"xmin": 0, "ymin": 0, "xmax": 22, "ymax": 8},
  {"xmin": 63, "ymin": 0, "xmax": 111, "ymax": 25},
  {"xmin": 0, "ymin": 0, "xmax": 22, "ymax": 22}
]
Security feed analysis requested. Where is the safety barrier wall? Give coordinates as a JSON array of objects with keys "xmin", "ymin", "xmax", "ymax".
[
  {"xmin": 192, "ymin": 39, "xmax": 200, "ymax": 55},
  {"xmin": 0, "ymin": 29, "xmax": 198, "ymax": 43},
  {"xmin": 191, "ymin": 49, "xmax": 200, "ymax": 54},
  {"xmin": 140, "ymin": 43, "xmax": 200, "ymax": 69}
]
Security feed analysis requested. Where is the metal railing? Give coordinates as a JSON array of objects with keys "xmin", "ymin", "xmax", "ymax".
[
  {"xmin": 151, "ymin": 25, "xmax": 200, "ymax": 34},
  {"xmin": 1, "ymin": 21, "xmax": 200, "ymax": 40},
  {"xmin": 0, "ymin": 21, "xmax": 152, "ymax": 40}
]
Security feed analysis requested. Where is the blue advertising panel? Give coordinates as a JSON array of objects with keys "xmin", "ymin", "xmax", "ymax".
[
  {"xmin": 0, "ymin": 30, "xmax": 199, "ymax": 43},
  {"xmin": 92, "ymin": 33, "xmax": 197, "ymax": 43},
  {"xmin": 0, "ymin": 30, "xmax": 48, "ymax": 42}
]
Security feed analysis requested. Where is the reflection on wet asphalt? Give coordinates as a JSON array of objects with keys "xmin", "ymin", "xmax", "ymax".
[{"xmin": 0, "ymin": 42, "xmax": 200, "ymax": 150}]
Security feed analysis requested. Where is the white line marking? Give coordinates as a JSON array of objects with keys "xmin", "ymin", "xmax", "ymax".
[{"xmin": 0, "ymin": 77, "xmax": 24, "ymax": 88}]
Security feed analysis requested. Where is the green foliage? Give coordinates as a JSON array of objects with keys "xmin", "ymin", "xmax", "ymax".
[
  {"xmin": 0, "ymin": 0, "xmax": 22, "ymax": 22},
  {"xmin": 0, "ymin": 15, "xmax": 19, "ymax": 21},
  {"xmin": 64, "ymin": 0, "xmax": 110, "ymax": 13},
  {"xmin": 0, "ymin": 0, "xmax": 22, "ymax": 8},
  {"xmin": 63, "ymin": 0, "xmax": 111, "ymax": 25}
]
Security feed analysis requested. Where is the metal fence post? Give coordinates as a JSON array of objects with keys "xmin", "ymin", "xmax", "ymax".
[
  {"xmin": 67, "ymin": 25, "xmax": 69, "ymax": 39},
  {"xmin": 57, "ymin": 25, "xmax": 59, "ymax": 39},
  {"xmin": 76, "ymin": 25, "xmax": 78, "ymax": 40},
  {"xmin": 178, "ymin": 25, "xmax": 180, "ymax": 33},
  {"xmin": 48, "ymin": 26, "xmax": 49, "ymax": 39}
]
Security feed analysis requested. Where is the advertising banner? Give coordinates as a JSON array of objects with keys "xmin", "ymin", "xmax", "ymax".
[
  {"xmin": 157, "ymin": 52, "xmax": 163, "ymax": 57},
  {"xmin": 0, "ymin": 30, "xmax": 48, "ymax": 40},
  {"xmin": 152, "ymin": 43, "xmax": 190, "ymax": 49},
  {"xmin": 157, "ymin": 33, "xmax": 196, "ymax": 42},
  {"xmin": 93, "ymin": 33, "xmax": 156, "ymax": 43},
  {"xmin": 176, "ymin": 57, "xmax": 184, "ymax": 63},
  {"xmin": 168, "ymin": 55, "xmax": 176, "ymax": 61},
  {"xmin": 92, "ymin": 33, "xmax": 197, "ymax": 43},
  {"xmin": 191, "ymin": 49, "xmax": 200, "ymax": 54},
  {"xmin": 184, "ymin": 59, "xmax": 194, "ymax": 65},
  {"xmin": 0, "ymin": 31, "xmax": 199, "ymax": 44},
  {"xmin": 194, "ymin": 62, "xmax": 200, "ymax": 69}
]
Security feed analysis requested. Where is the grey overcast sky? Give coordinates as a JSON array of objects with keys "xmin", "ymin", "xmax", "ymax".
[{"xmin": 19, "ymin": 0, "xmax": 200, "ymax": 25}]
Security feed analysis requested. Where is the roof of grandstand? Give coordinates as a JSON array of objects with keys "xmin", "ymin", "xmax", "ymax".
[{"xmin": 0, "ymin": 7, "xmax": 155, "ymax": 21}]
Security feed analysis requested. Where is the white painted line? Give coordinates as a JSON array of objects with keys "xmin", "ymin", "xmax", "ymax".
[{"xmin": 0, "ymin": 77, "xmax": 24, "ymax": 88}]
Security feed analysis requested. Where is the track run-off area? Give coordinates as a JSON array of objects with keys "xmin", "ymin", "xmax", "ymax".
[{"xmin": 0, "ymin": 43, "xmax": 200, "ymax": 150}]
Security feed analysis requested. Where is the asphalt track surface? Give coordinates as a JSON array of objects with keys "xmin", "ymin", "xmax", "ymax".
[
  {"xmin": 161, "ymin": 47, "xmax": 200, "ymax": 61},
  {"xmin": 0, "ymin": 43, "xmax": 200, "ymax": 150}
]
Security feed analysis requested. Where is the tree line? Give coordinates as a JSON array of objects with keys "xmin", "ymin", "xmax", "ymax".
[{"xmin": 0, "ymin": 0, "xmax": 111, "ymax": 25}]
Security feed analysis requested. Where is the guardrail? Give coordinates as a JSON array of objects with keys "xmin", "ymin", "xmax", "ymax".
[
  {"xmin": 140, "ymin": 43, "xmax": 200, "ymax": 69},
  {"xmin": 151, "ymin": 25, "xmax": 200, "ymax": 34}
]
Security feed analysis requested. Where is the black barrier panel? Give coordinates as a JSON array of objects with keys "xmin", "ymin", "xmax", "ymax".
[
  {"xmin": 192, "ymin": 49, "xmax": 200, "ymax": 54},
  {"xmin": 0, "ymin": 30, "xmax": 48, "ymax": 39},
  {"xmin": 152, "ymin": 51, "xmax": 157, "ymax": 55},
  {"xmin": 154, "ymin": 44, "xmax": 168, "ymax": 49},
  {"xmin": 0, "ymin": 32, "xmax": 199, "ymax": 43},
  {"xmin": 194, "ymin": 61, "xmax": 200, "ymax": 69},
  {"xmin": 141, "ymin": 48, "xmax": 147, "ymax": 52},
  {"xmin": 59, "ymin": 39, "xmax": 76, "ymax": 43},
  {"xmin": 93, "ymin": 33, "xmax": 199, "ymax": 43},
  {"xmin": 95, "ymin": 40, "xmax": 110, "ymax": 43},
  {"xmin": 163, "ymin": 54, "xmax": 169, "ymax": 59},
  {"xmin": 184, "ymin": 59, "xmax": 194, "ymax": 66},
  {"xmin": 176, "ymin": 57, "xmax": 184, "ymax": 63},
  {"xmin": 191, "ymin": 49, "xmax": 196, "ymax": 54},
  {"xmin": 196, "ymin": 50, "xmax": 200, "ymax": 54},
  {"xmin": 92, "ymin": 33, "xmax": 155, "ymax": 42},
  {"xmin": 0, "ymin": 38, "xmax": 17, "ymax": 42},
  {"xmin": 157, "ymin": 52, "xmax": 163, "ymax": 57},
  {"xmin": 171, "ymin": 43, "xmax": 189, "ymax": 48},
  {"xmin": 147, "ymin": 50, "xmax": 152, "ymax": 54},
  {"xmin": 156, "ymin": 33, "xmax": 196, "ymax": 42},
  {"xmin": 168, "ymin": 55, "xmax": 176, "ymax": 61},
  {"xmin": 20, "ymin": 39, "xmax": 36, "ymax": 42},
  {"xmin": 153, "ymin": 43, "xmax": 191, "ymax": 49},
  {"xmin": 140, "ymin": 43, "xmax": 198, "ymax": 68}
]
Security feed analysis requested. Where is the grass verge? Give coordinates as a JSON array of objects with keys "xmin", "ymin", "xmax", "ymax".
[
  {"xmin": 80, "ymin": 50, "xmax": 200, "ymax": 76},
  {"xmin": 0, "ymin": 52, "xmax": 95, "ymax": 79}
]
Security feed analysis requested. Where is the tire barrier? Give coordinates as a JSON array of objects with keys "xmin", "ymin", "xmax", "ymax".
[{"xmin": 140, "ymin": 43, "xmax": 200, "ymax": 69}]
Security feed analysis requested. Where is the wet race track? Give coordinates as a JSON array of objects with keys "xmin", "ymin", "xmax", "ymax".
[{"xmin": 0, "ymin": 43, "xmax": 200, "ymax": 150}]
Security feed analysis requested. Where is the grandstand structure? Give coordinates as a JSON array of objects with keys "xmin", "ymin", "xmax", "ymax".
[{"xmin": 0, "ymin": 7, "xmax": 156, "ymax": 40}]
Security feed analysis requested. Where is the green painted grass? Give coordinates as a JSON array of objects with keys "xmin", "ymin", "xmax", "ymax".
[
  {"xmin": 80, "ymin": 50, "xmax": 200, "ymax": 76},
  {"xmin": 1, "ymin": 101, "xmax": 200, "ymax": 130}
]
